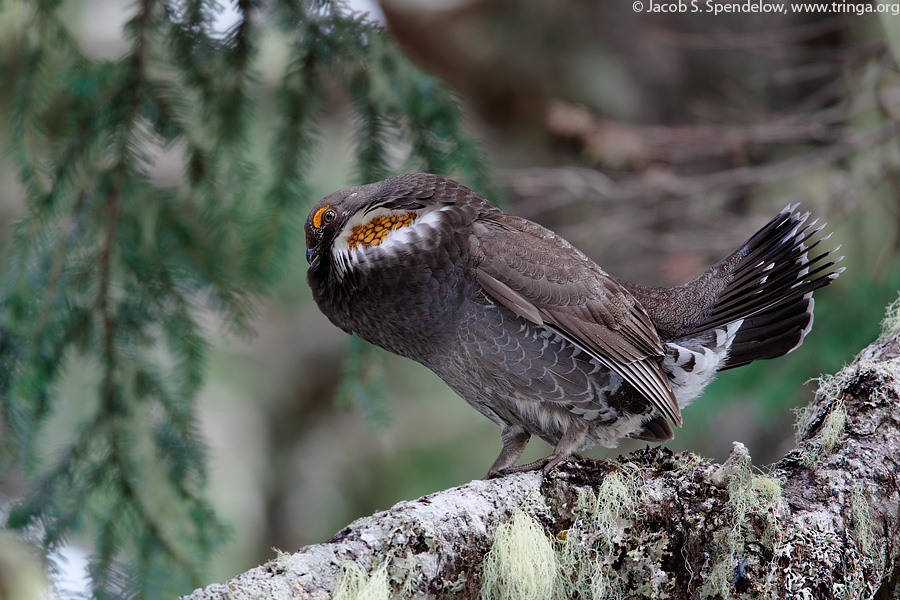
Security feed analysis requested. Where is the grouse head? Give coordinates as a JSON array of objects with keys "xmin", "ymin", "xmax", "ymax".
[
  {"xmin": 304, "ymin": 183, "xmax": 382, "ymax": 275},
  {"xmin": 304, "ymin": 174, "xmax": 491, "ymax": 281}
]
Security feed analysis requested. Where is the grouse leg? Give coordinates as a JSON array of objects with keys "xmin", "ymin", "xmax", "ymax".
[
  {"xmin": 497, "ymin": 420, "xmax": 589, "ymax": 476},
  {"xmin": 484, "ymin": 429, "xmax": 531, "ymax": 479}
]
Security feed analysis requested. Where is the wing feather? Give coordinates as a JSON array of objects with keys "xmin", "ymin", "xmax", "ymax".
[
  {"xmin": 473, "ymin": 215, "xmax": 682, "ymax": 427},
  {"xmin": 475, "ymin": 270, "xmax": 544, "ymax": 325}
]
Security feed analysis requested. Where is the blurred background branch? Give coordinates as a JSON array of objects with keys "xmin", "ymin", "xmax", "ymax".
[{"xmin": 1, "ymin": 1, "xmax": 900, "ymax": 599}]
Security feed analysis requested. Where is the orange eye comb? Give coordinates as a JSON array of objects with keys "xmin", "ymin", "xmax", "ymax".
[{"xmin": 313, "ymin": 206, "xmax": 330, "ymax": 229}]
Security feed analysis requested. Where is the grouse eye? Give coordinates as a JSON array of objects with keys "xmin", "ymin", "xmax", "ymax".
[{"xmin": 322, "ymin": 209, "xmax": 336, "ymax": 225}]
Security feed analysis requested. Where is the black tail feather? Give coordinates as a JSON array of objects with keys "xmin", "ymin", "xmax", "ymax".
[
  {"xmin": 722, "ymin": 294, "xmax": 816, "ymax": 369},
  {"xmin": 681, "ymin": 204, "xmax": 843, "ymax": 365}
]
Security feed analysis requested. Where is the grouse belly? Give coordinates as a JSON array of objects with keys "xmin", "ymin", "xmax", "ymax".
[{"xmin": 429, "ymin": 300, "xmax": 657, "ymax": 449}]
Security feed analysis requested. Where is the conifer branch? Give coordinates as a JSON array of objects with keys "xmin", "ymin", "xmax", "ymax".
[{"xmin": 1, "ymin": 1, "xmax": 493, "ymax": 598}]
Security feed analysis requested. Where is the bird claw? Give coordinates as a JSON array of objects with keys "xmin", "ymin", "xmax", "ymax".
[{"xmin": 484, "ymin": 454, "xmax": 571, "ymax": 478}]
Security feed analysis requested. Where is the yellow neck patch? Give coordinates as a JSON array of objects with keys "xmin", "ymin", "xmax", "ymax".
[{"xmin": 347, "ymin": 213, "xmax": 416, "ymax": 250}]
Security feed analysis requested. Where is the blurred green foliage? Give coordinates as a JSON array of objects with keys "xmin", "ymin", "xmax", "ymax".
[{"xmin": 0, "ymin": 0, "xmax": 491, "ymax": 597}]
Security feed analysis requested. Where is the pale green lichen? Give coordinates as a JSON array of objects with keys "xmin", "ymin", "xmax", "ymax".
[
  {"xmin": 839, "ymin": 483, "xmax": 879, "ymax": 599},
  {"xmin": 270, "ymin": 547, "xmax": 292, "ymax": 574},
  {"xmin": 751, "ymin": 473, "xmax": 783, "ymax": 505},
  {"xmin": 794, "ymin": 367, "xmax": 850, "ymax": 466},
  {"xmin": 445, "ymin": 570, "xmax": 468, "ymax": 594},
  {"xmin": 557, "ymin": 518, "xmax": 616, "ymax": 600},
  {"xmin": 480, "ymin": 510, "xmax": 560, "ymax": 600},
  {"xmin": 555, "ymin": 494, "xmax": 593, "ymax": 599},
  {"xmin": 398, "ymin": 551, "xmax": 423, "ymax": 597},
  {"xmin": 332, "ymin": 561, "xmax": 390, "ymax": 600},
  {"xmin": 851, "ymin": 483, "xmax": 874, "ymax": 557},
  {"xmin": 674, "ymin": 450, "xmax": 702, "ymax": 470},
  {"xmin": 588, "ymin": 468, "xmax": 640, "ymax": 543},
  {"xmin": 819, "ymin": 400, "xmax": 847, "ymax": 448},
  {"xmin": 702, "ymin": 449, "xmax": 783, "ymax": 598},
  {"xmin": 792, "ymin": 401, "xmax": 816, "ymax": 443},
  {"xmin": 794, "ymin": 367, "xmax": 851, "ymax": 446},
  {"xmin": 877, "ymin": 293, "xmax": 900, "ymax": 341},
  {"xmin": 555, "ymin": 468, "xmax": 644, "ymax": 600},
  {"xmin": 801, "ymin": 400, "xmax": 847, "ymax": 467}
]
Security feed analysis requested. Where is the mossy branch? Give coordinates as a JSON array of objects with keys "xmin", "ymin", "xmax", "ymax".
[{"xmin": 182, "ymin": 325, "xmax": 900, "ymax": 600}]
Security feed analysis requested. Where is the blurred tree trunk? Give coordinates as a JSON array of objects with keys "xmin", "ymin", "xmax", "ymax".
[{"xmin": 181, "ymin": 328, "xmax": 900, "ymax": 600}]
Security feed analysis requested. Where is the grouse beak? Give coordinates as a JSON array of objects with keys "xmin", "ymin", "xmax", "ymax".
[{"xmin": 306, "ymin": 246, "xmax": 320, "ymax": 269}]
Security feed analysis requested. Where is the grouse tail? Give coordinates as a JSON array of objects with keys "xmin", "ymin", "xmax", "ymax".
[{"xmin": 681, "ymin": 204, "xmax": 844, "ymax": 369}]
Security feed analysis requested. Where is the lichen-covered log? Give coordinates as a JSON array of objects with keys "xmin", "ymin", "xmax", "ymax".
[{"xmin": 182, "ymin": 328, "xmax": 900, "ymax": 600}]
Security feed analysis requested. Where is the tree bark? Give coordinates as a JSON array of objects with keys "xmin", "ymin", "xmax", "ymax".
[{"xmin": 182, "ymin": 329, "xmax": 900, "ymax": 600}]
